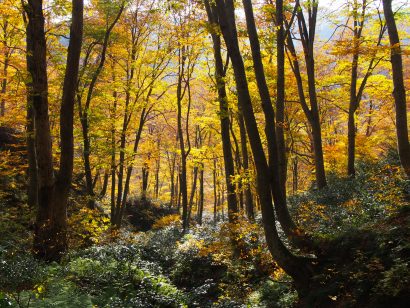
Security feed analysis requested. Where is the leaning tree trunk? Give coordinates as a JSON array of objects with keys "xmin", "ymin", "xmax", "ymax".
[
  {"xmin": 243, "ymin": 0, "xmax": 305, "ymax": 244},
  {"xmin": 215, "ymin": 0, "xmax": 313, "ymax": 296}
]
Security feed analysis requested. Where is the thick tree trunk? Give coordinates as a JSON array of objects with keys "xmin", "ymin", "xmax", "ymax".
[
  {"xmin": 28, "ymin": 0, "xmax": 83, "ymax": 261},
  {"xmin": 26, "ymin": 93, "xmax": 38, "ymax": 208},
  {"xmin": 383, "ymin": 0, "xmax": 410, "ymax": 178}
]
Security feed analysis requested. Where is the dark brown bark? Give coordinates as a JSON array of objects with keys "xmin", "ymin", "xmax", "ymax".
[
  {"xmin": 154, "ymin": 155, "xmax": 160, "ymax": 199},
  {"xmin": 187, "ymin": 166, "xmax": 198, "ymax": 225},
  {"xmin": 204, "ymin": 0, "xmax": 238, "ymax": 222},
  {"xmin": 99, "ymin": 170, "xmax": 109, "ymax": 198},
  {"xmin": 79, "ymin": 3, "xmax": 124, "ymax": 209},
  {"xmin": 27, "ymin": 0, "xmax": 83, "ymax": 261},
  {"xmin": 238, "ymin": 113, "xmax": 254, "ymax": 220},
  {"xmin": 176, "ymin": 43, "xmax": 196, "ymax": 231},
  {"xmin": 26, "ymin": 100, "xmax": 38, "ymax": 208},
  {"xmin": 213, "ymin": 158, "xmax": 218, "ymax": 223},
  {"xmin": 198, "ymin": 166, "xmax": 204, "ymax": 225},
  {"xmin": 382, "ymin": 0, "xmax": 410, "ymax": 178},
  {"xmin": 242, "ymin": 0, "xmax": 300, "ymax": 240},
  {"xmin": 275, "ymin": 0, "xmax": 287, "ymax": 195},
  {"xmin": 114, "ymin": 107, "xmax": 146, "ymax": 227},
  {"xmin": 284, "ymin": 0, "xmax": 327, "ymax": 189},
  {"xmin": 215, "ymin": 0, "xmax": 312, "ymax": 295},
  {"xmin": 142, "ymin": 163, "xmax": 149, "ymax": 200},
  {"xmin": 347, "ymin": 0, "xmax": 385, "ymax": 176},
  {"xmin": 110, "ymin": 87, "xmax": 117, "ymax": 223},
  {"xmin": 0, "ymin": 42, "xmax": 8, "ymax": 117}
]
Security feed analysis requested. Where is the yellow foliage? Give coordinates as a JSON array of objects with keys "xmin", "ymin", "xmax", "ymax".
[
  {"xmin": 152, "ymin": 214, "xmax": 181, "ymax": 229},
  {"xmin": 67, "ymin": 208, "xmax": 110, "ymax": 249}
]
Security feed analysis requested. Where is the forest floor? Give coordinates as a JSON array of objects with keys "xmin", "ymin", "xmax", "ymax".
[{"xmin": 1, "ymin": 127, "xmax": 410, "ymax": 307}]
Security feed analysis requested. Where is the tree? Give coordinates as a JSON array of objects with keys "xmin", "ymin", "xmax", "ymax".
[
  {"xmin": 285, "ymin": 0, "xmax": 327, "ymax": 188},
  {"xmin": 204, "ymin": 0, "xmax": 238, "ymax": 223},
  {"xmin": 382, "ymin": 0, "xmax": 410, "ymax": 178},
  {"xmin": 24, "ymin": 0, "xmax": 83, "ymax": 261},
  {"xmin": 214, "ymin": 0, "xmax": 313, "ymax": 295},
  {"xmin": 343, "ymin": 0, "xmax": 386, "ymax": 176},
  {"xmin": 77, "ymin": 1, "xmax": 124, "ymax": 209}
]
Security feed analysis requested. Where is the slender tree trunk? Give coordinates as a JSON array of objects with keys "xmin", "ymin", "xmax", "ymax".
[
  {"xmin": 292, "ymin": 157, "xmax": 298, "ymax": 194},
  {"xmin": 238, "ymin": 113, "xmax": 254, "ymax": 220},
  {"xmin": 176, "ymin": 54, "xmax": 189, "ymax": 231},
  {"xmin": 155, "ymin": 158, "xmax": 160, "ymax": 199},
  {"xmin": 275, "ymin": 0, "xmax": 287, "ymax": 195},
  {"xmin": 204, "ymin": 0, "xmax": 238, "ymax": 222},
  {"xmin": 79, "ymin": 4, "xmax": 124, "ymax": 210},
  {"xmin": 0, "ymin": 50, "xmax": 8, "ymax": 116},
  {"xmin": 365, "ymin": 101, "xmax": 373, "ymax": 137},
  {"xmin": 198, "ymin": 166, "xmax": 204, "ymax": 225},
  {"xmin": 213, "ymin": 159, "xmax": 217, "ymax": 223},
  {"xmin": 114, "ymin": 109, "xmax": 145, "ymax": 227},
  {"xmin": 110, "ymin": 90, "xmax": 117, "ymax": 223},
  {"xmin": 99, "ymin": 170, "xmax": 109, "ymax": 198},
  {"xmin": 382, "ymin": 0, "xmax": 410, "ymax": 178},
  {"xmin": 243, "ymin": 0, "xmax": 301, "ymax": 239},
  {"xmin": 187, "ymin": 166, "xmax": 198, "ymax": 225},
  {"xmin": 284, "ymin": 1, "xmax": 327, "ymax": 189},
  {"xmin": 215, "ymin": 0, "xmax": 313, "ymax": 295},
  {"xmin": 170, "ymin": 158, "xmax": 175, "ymax": 206},
  {"xmin": 142, "ymin": 163, "xmax": 149, "ymax": 200}
]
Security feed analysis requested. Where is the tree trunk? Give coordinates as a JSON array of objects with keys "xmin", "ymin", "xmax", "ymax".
[
  {"xmin": 26, "ymin": 89, "xmax": 38, "ymax": 208},
  {"xmin": 0, "ymin": 49, "xmax": 8, "ymax": 116},
  {"xmin": 142, "ymin": 163, "xmax": 149, "ymax": 200},
  {"xmin": 275, "ymin": 0, "xmax": 288, "ymax": 195},
  {"xmin": 213, "ymin": 159, "xmax": 218, "ymax": 223},
  {"xmin": 382, "ymin": 0, "xmax": 410, "ymax": 178},
  {"xmin": 204, "ymin": 0, "xmax": 238, "ymax": 222},
  {"xmin": 110, "ymin": 89, "xmax": 117, "ymax": 223},
  {"xmin": 28, "ymin": 0, "xmax": 83, "ymax": 261},
  {"xmin": 187, "ymin": 166, "xmax": 198, "ymax": 225},
  {"xmin": 215, "ymin": 0, "xmax": 313, "ymax": 295},
  {"xmin": 238, "ymin": 113, "xmax": 254, "ymax": 220},
  {"xmin": 99, "ymin": 170, "xmax": 109, "ymax": 198},
  {"xmin": 114, "ymin": 108, "xmax": 145, "ymax": 227},
  {"xmin": 285, "ymin": 1, "xmax": 327, "ymax": 189},
  {"xmin": 79, "ymin": 4, "xmax": 124, "ymax": 210},
  {"xmin": 243, "ymin": 0, "xmax": 302, "ymax": 240},
  {"xmin": 198, "ymin": 166, "xmax": 204, "ymax": 225}
]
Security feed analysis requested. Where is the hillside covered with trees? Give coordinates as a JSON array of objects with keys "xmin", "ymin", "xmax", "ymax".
[{"xmin": 0, "ymin": 0, "xmax": 409, "ymax": 307}]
